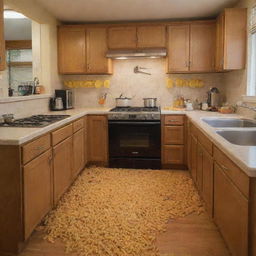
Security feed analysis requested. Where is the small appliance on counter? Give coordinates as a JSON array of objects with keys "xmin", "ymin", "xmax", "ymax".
[
  {"xmin": 207, "ymin": 87, "xmax": 221, "ymax": 111},
  {"xmin": 50, "ymin": 89, "xmax": 73, "ymax": 111}
]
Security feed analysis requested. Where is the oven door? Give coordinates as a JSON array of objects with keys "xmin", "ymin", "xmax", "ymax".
[{"xmin": 109, "ymin": 120, "xmax": 161, "ymax": 158}]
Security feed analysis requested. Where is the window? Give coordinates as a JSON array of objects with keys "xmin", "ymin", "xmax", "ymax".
[{"xmin": 248, "ymin": 6, "xmax": 256, "ymax": 96}]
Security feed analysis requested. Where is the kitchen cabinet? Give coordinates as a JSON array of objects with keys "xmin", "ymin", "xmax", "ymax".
[
  {"xmin": 108, "ymin": 26, "xmax": 137, "ymax": 49},
  {"xmin": 215, "ymin": 8, "xmax": 247, "ymax": 71},
  {"xmin": 190, "ymin": 134, "xmax": 197, "ymax": 182},
  {"xmin": 73, "ymin": 128, "xmax": 85, "ymax": 178},
  {"xmin": 214, "ymin": 162, "xmax": 248, "ymax": 256},
  {"xmin": 162, "ymin": 115, "xmax": 185, "ymax": 166},
  {"xmin": 196, "ymin": 142, "xmax": 203, "ymax": 192},
  {"xmin": 58, "ymin": 26, "xmax": 86, "ymax": 74},
  {"xmin": 167, "ymin": 25, "xmax": 190, "ymax": 72},
  {"xmin": 53, "ymin": 136, "xmax": 73, "ymax": 204},
  {"xmin": 0, "ymin": 0, "xmax": 5, "ymax": 71},
  {"xmin": 84, "ymin": 116, "xmax": 88, "ymax": 166},
  {"xmin": 88, "ymin": 115, "xmax": 108, "ymax": 165},
  {"xmin": 167, "ymin": 21, "xmax": 215, "ymax": 73},
  {"xmin": 87, "ymin": 27, "xmax": 112, "ymax": 74},
  {"xmin": 137, "ymin": 25, "xmax": 166, "ymax": 48},
  {"xmin": 23, "ymin": 149, "xmax": 53, "ymax": 239},
  {"xmin": 58, "ymin": 26, "xmax": 112, "ymax": 74}
]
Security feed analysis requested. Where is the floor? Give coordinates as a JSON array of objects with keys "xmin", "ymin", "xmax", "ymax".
[{"xmin": 20, "ymin": 215, "xmax": 230, "ymax": 256}]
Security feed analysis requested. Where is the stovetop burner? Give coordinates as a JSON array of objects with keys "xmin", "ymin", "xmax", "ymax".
[
  {"xmin": 0, "ymin": 114, "xmax": 70, "ymax": 128},
  {"xmin": 110, "ymin": 107, "xmax": 160, "ymax": 112}
]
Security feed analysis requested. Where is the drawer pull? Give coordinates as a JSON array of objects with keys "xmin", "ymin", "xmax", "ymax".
[
  {"xmin": 35, "ymin": 146, "xmax": 44, "ymax": 151},
  {"xmin": 221, "ymin": 164, "xmax": 229, "ymax": 171}
]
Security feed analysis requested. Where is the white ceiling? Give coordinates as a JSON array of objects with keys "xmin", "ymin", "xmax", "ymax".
[{"xmin": 36, "ymin": 0, "xmax": 238, "ymax": 22}]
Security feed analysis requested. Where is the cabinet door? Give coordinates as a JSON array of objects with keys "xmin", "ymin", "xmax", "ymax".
[
  {"xmin": 84, "ymin": 116, "xmax": 88, "ymax": 166},
  {"xmin": 53, "ymin": 137, "xmax": 73, "ymax": 204},
  {"xmin": 0, "ymin": 0, "xmax": 5, "ymax": 71},
  {"xmin": 108, "ymin": 27, "xmax": 137, "ymax": 49},
  {"xmin": 73, "ymin": 128, "xmax": 85, "ymax": 178},
  {"xmin": 137, "ymin": 25, "xmax": 166, "ymax": 48},
  {"xmin": 58, "ymin": 27, "xmax": 86, "ymax": 74},
  {"xmin": 190, "ymin": 23, "xmax": 215, "ymax": 72},
  {"xmin": 167, "ymin": 25, "xmax": 190, "ymax": 72},
  {"xmin": 196, "ymin": 143, "xmax": 203, "ymax": 192},
  {"xmin": 163, "ymin": 145, "xmax": 184, "ymax": 164},
  {"xmin": 87, "ymin": 27, "xmax": 112, "ymax": 74},
  {"xmin": 163, "ymin": 126, "xmax": 184, "ymax": 145},
  {"xmin": 24, "ymin": 149, "xmax": 52, "ymax": 239},
  {"xmin": 202, "ymin": 148, "xmax": 213, "ymax": 216},
  {"xmin": 190, "ymin": 134, "xmax": 197, "ymax": 182},
  {"xmin": 88, "ymin": 115, "xmax": 108, "ymax": 164},
  {"xmin": 214, "ymin": 163, "xmax": 248, "ymax": 256},
  {"xmin": 215, "ymin": 13, "xmax": 224, "ymax": 71}
]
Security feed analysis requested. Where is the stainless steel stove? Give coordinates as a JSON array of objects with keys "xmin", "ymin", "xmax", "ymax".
[
  {"xmin": 108, "ymin": 107, "xmax": 160, "ymax": 120},
  {"xmin": 108, "ymin": 107, "xmax": 161, "ymax": 169},
  {"xmin": 0, "ymin": 115, "xmax": 70, "ymax": 128}
]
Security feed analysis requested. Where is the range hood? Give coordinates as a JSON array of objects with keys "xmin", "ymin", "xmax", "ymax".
[{"xmin": 106, "ymin": 48, "xmax": 167, "ymax": 59}]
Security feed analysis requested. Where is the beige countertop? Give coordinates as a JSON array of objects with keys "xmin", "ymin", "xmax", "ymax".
[{"xmin": 1, "ymin": 107, "xmax": 256, "ymax": 177}]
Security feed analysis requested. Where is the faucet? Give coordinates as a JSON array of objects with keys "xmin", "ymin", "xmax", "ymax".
[{"xmin": 236, "ymin": 101, "xmax": 256, "ymax": 112}]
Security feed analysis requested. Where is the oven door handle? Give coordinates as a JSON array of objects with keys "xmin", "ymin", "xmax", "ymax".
[{"xmin": 108, "ymin": 121, "xmax": 160, "ymax": 125}]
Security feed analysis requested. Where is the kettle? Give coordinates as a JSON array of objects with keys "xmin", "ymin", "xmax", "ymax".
[
  {"xmin": 207, "ymin": 87, "xmax": 220, "ymax": 110},
  {"xmin": 50, "ymin": 97, "xmax": 64, "ymax": 111}
]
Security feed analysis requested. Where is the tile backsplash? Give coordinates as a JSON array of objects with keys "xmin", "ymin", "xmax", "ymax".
[{"xmin": 63, "ymin": 59, "xmax": 225, "ymax": 108}]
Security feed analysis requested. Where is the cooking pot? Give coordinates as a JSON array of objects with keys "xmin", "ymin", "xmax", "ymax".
[
  {"xmin": 115, "ymin": 94, "xmax": 132, "ymax": 107},
  {"xmin": 143, "ymin": 98, "xmax": 157, "ymax": 108}
]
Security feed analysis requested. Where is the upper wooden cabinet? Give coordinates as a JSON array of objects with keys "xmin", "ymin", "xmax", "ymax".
[
  {"xmin": 108, "ymin": 25, "xmax": 166, "ymax": 49},
  {"xmin": 167, "ymin": 21, "xmax": 216, "ymax": 73},
  {"xmin": 137, "ymin": 25, "xmax": 166, "ymax": 48},
  {"xmin": 58, "ymin": 26, "xmax": 112, "ymax": 74},
  {"xmin": 0, "ymin": 0, "xmax": 5, "ymax": 71},
  {"xmin": 108, "ymin": 26, "xmax": 137, "ymax": 49},
  {"xmin": 215, "ymin": 8, "xmax": 247, "ymax": 71}
]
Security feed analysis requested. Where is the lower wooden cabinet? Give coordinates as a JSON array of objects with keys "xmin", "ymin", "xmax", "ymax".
[
  {"xmin": 23, "ymin": 149, "xmax": 53, "ymax": 239},
  {"xmin": 163, "ymin": 145, "xmax": 184, "ymax": 164},
  {"xmin": 163, "ymin": 126, "xmax": 184, "ymax": 145},
  {"xmin": 73, "ymin": 128, "xmax": 85, "ymax": 178},
  {"xmin": 53, "ymin": 136, "xmax": 73, "ymax": 204},
  {"xmin": 190, "ymin": 134, "xmax": 197, "ymax": 182},
  {"xmin": 196, "ymin": 143, "xmax": 203, "ymax": 192},
  {"xmin": 214, "ymin": 162, "xmax": 248, "ymax": 256},
  {"xmin": 87, "ymin": 115, "xmax": 108, "ymax": 165}
]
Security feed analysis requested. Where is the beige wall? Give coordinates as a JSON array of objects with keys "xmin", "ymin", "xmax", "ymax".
[{"xmin": 64, "ymin": 59, "xmax": 224, "ymax": 108}]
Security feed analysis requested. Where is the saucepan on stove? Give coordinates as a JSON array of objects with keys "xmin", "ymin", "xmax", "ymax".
[
  {"xmin": 115, "ymin": 94, "xmax": 133, "ymax": 107},
  {"xmin": 143, "ymin": 98, "xmax": 157, "ymax": 108}
]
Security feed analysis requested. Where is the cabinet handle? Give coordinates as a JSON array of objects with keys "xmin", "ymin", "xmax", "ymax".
[
  {"xmin": 221, "ymin": 164, "xmax": 229, "ymax": 171},
  {"xmin": 48, "ymin": 155, "xmax": 52, "ymax": 165},
  {"xmin": 35, "ymin": 145, "xmax": 44, "ymax": 151}
]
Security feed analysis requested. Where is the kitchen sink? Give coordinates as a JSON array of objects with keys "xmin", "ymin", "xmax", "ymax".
[
  {"xmin": 216, "ymin": 130, "xmax": 256, "ymax": 146},
  {"xmin": 202, "ymin": 118, "xmax": 256, "ymax": 128}
]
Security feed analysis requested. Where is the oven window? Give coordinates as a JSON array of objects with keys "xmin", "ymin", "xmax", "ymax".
[{"xmin": 120, "ymin": 133, "xmax": 150, "ymax": 148}]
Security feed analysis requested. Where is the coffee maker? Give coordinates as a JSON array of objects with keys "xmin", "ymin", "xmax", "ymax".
[
  {"xmin": 207, "ymin": 87, "xmax": 221, "ymax": 111},
  {"xmin": 50, "ymin": 89, "xmax": 73, "ymax": 111}
]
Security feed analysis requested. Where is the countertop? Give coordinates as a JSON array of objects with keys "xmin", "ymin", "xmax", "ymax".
[{"xmin": 1, "ymin": 107, "xmax": 256, "ymax": 177}]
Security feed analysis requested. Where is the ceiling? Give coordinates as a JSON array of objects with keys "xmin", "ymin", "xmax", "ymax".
[{"xmin": 36, "ymin": 0, "xmax": 238, "ymax": 22}]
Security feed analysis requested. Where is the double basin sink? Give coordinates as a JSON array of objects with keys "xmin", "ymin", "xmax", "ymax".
[{"xmin": 202, "ymin": 118, "xmax": 256, "ymax": 146}]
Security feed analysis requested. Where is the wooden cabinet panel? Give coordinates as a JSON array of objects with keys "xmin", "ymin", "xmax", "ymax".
[
  {"xmin": 52, "ymin": 124, "xmax": 73, "ymax": 146},
  {"xmin": 73, "ymin": 118, "xmax": 84, "ymax": 133},
  {"xmin": 137, "ymin": 25, "xmax": 166, "ymax": 48},
  {"xmin": 84, "ymin": 116, "xmax": 88, "ymax": 166},
  {"xmin": 214, "ymin": 163, "xmax": 248, "ymax": 256},
  {"xmin": 58, "ymin": 27, "xmax": 86, "ymax": 74},
  {"xmin": 197, "ymin": 129, "xmax": 213, "ymax": 155},
  {"xmin": 202, "ymin": 148, "xmax": 213, "ymax": 216},
  {"xmin": 190, "ymin": 134, "xmax": 197, "ymax": 182},
  {"xmin": 88, "ymin": 115, "xmax": 108, "ymax": 164},
  {"xmin": 167, "ymin": 25, "xmax": 190, "ymax": 72},
  {"xmin": 196, "ymin": 143, "xmax": 203, "ymax": 192},
  {"xmin": 163, "ymin": 126, "xmax": 184, "ymax": 145},
  {"xmin": 163, "ymin": 145, "xmax": 184, "ymax": 164},
  {"xmin": 213, "ymin": 146, "xmax": 249, "ymax": 198},
  {"xmin": 24, "ymin": 149, "xmax": 52, "ymax": 239},
  {"xmin": 164, "ymin": 115, "xmax": 184, "ymax": 125},
  {"xmin": 108, "ymin": 27, "xmax": 137, "ymax": 49},
  {"xmin": 73, "ymin": 129, "xmax": 85, "ymax": 178},
  {"xmin": 215, "ymin": 13, "xmax": 225, "ymax": 71},
  {"xmin": 53, "ymin": 137, "xmax": 73, "ymax": 204},
  {"xmin": 0, "ymin": 0, "xmax": 5, "ymax": 71},
  {"xmin": 87, "ymin": 27, "xmax": 112, "ymax": 74},
  {"xmin": 22, "ymin": 134, "xmax": 51, "ymax": 164},
  {"xmin": 190, "ymin": 23, "xmax": 215, "ymax": 72}
]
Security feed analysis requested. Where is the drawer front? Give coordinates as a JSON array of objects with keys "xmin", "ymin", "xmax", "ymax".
[
  {"xmin": 198, "ymin": 130, "xmax": 213, "ymax": 155},
  {"xmin": 214, "ymin": 146, "xmax": 249, "ymax": 198},
  {"xmin": 164, "ymin": 126, "xmax": 184, "ymax": 145},
  {"xmin": 73, "ymin": 118, "xmax": 84, "ymax": 133},
  {"xmin": 52, "ymin": 124, "xmax": 73, "ymax": 146},
  {"xmin": 190, "ymin": 123, "xmax": 198, "ymax": 137},
  {"xmin": 163, "ymin": 145, "xmax": 184, "ymax": 164},
  {"xmin": 164, "ymin": 115, "xmax": 184, "ymax": 126},
  {"xmin": 22, "ymin": 134, "xmax": 51, "ymax": 164}
]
